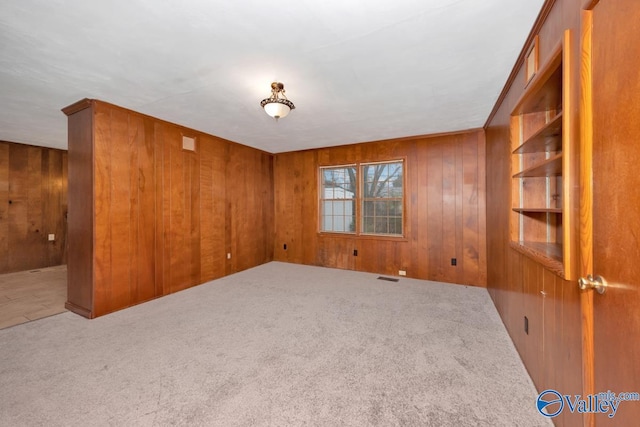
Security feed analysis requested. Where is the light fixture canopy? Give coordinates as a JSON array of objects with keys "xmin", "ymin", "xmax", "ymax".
[{"xmin": 260, "ymin": 82, "xmax": 295, "ymax": 121}]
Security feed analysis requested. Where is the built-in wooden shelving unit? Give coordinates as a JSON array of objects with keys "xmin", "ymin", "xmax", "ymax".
[{"xmin": 510, "ymin": 30, "xmax": 575, "ymax": 280}]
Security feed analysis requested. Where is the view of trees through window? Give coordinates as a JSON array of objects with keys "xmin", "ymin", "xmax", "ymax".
[
  {"xmin": 320, "ymin": 161, "xmax": 403, "ymax": 236},
  {"xmin": 320, "ymin": 166, "xmax": 356, "ymax": 233}
]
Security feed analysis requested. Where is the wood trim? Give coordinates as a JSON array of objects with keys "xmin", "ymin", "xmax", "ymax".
[
  {"xmin": 509, "ymin": 240, "xmax": 564, "ymax": 278},
  {"xmin": 582, "ymin": 0, "xmax": 600, "ymax": 10},
  {"xmin": 561, "ymin": 29, "xmax": 575, "ymax": 281},
  {"xmin": 278, "ymin": 128, "xmax": 485, "ymax": 155},
  {"xmin": 579, "ymin": 9, "xmax": 595, "ymax": 427},
  {"xmin": 525, "ymin": 35, "xmax": 540, "ymax": 84},
  {"xmin": 65, "ymin": 301, "xmax": 93, "ymax": 319},
  {"xmin": 65, "ymin": 99, "xmax": 272, "ymax": 156},
  {"xmin": 61, "ymin": 98, "xmax": 93, "ymax": 116},
  {"xmin": 511, "ymin": 39, "xmax": 563, "ymax": 115},
  {"xmin": 484, "ymin": 0, "xmax": 558, "ymax": 127}
]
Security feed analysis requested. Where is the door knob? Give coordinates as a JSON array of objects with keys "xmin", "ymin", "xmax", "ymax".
[{"xmin": 578, "ymin": 274, "xmax": 607, "ymax": 294}]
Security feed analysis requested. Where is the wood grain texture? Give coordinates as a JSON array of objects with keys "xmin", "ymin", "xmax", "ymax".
[
  {"xmin": 65, "ymin": 107, "xmax": 94, "ymax": 316},
  {"xmin": 64, "ymin": 99, "xmax": 274, "ymax": 318},
  {"xmin": 0, "ymin": 143, "xmax": 8, "ymax": 273},
  {"xmin": 0, "ymin": 141, "xmax": 68, "ymax": 274},
  {"xmin": 591, "ymin": 0, "xmax": 640, "ymax": 424},
  {"xmin": 273, "ymin": 130, "xmax": 487, "ymax": 287},
  {"xmin": 485, "ymin": 1, "xmax": 584, "ymax": 425},
  {"xmin": 578, "ymin": 11, "xmax": 595, "ymax": 427},
  {"xmin": 561, "ymin": 28, "xmax": 579, "ymax": 282}
]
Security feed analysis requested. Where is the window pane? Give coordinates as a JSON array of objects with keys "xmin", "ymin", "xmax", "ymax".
[
  {"xmin": 320, "ymin": 166, "xmax": 356, "ymax": 233},
  {"xmin": 391, "ymin": 200, "xmax": 402, "ymax": 217},
  {"xmin": 360, "ymin": 161, "xmax": 403, "ymax": 236},
  {"xmin": 374, "ymin": 201, "xmax": 388, "ymax": 216}
]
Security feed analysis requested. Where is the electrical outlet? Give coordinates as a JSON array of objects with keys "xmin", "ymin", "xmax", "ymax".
[
  {"xmin": 48, "ymin": 234, "xmax": 55, "ymax": 241},
  {"xmin": 353, "ymin": 249, "xmax": 358, "ymax": 256},
  {"xmin": 283, "ymin": 243, "xmax": 287, "ymax": 250},
  {"xmin": 451, "ymin": 258, "xmax": 457, "ymax": 266},
  {"xmin": 227, "ymin": 253, "xmax": 231, "ymax": 260},
  {"xmin": 398, "ymin": 270, "xmax": 407, "ymax": 276}
]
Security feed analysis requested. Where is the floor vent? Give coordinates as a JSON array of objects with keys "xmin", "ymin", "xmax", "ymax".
[
  {"xmin": 29, "ymin": 270, "xmax": 41, "ymax": 273},
  {"xmin": 377, "ymin": 276, "xmax": 399, "ymax": 282}
]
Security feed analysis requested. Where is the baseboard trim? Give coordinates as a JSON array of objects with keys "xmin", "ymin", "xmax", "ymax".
[{"xmin": 65, "ymin": 301, "xmax": 93, "ymax": 319}]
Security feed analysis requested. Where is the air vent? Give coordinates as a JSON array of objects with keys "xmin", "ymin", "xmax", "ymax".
[
  {"xmin": 377, "ymin": 276, "xmax": 399, "ymax": 282},
  {"xmin": 182, "ymin": 136, "xmax": 196, "ymax": 151}
]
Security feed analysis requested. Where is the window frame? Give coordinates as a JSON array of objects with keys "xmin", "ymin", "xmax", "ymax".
[
  {"xmin": 318, "ymin": 159, "xmax": 406, "ymax": 239},
  {"xmin": 318, "ymin": 164, "xmax": 358, "ymax": 235}
]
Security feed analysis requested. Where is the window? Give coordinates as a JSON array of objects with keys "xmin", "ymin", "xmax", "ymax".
[
  {"xmin": 361, "ymin": 161, "xmax": 403, "ymax": 235},
  {"xmin": 319, "ymin": 160, "xmax": 404, "ymax": 237},
  {"xmin": 320, "ymin": 165, "xmax": 356, "ymax": 233}
]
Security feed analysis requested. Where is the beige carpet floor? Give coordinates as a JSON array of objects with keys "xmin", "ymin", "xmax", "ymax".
[{"xmin": 0, "ymin": 262, "xmax": 550, "ymax": 426}]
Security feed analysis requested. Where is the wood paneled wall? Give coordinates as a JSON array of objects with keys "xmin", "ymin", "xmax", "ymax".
[
  {"xmin": 485, "ymin": 1, "xmax": 584, "ymax": 426},
  {"xmin": 64, "ymin": 99, "xmax": 273, "ymax": 318},
  {"xmin": 273, "ymin": 130, "xmax": 487, "ymax": 287},
  {"xmin": 0, "ymin": 141, "xmax": 68, "ymax": 274}
]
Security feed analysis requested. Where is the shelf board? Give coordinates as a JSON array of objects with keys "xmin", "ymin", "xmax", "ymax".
[
  {"xmin": 512, "ymin": 43, "xmax": 563, "ymax": 115},
  {"xmin": 513, "ymin": 112, "xmax": 563, "ymax": 154},
  {"xmin": 513, "ymin": 153, "xmax": 563, "ymax": 177},
  {"xmin": 512, "ymin": 208, "xmax": 562, "ymax": 214},
  {"xmin": 510, "ymin": 240, "xmax": 565, "ymax": 278}
]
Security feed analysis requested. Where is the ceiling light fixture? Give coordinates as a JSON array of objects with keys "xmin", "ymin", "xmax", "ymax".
[{"xmin": 260, "ymin": 82, "xmax": 295, "ymax": 121}]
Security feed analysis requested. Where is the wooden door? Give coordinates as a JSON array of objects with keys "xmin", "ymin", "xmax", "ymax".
[{"xmin": 584, "ymin": 0, "xmax": 640, "ymax": 424}]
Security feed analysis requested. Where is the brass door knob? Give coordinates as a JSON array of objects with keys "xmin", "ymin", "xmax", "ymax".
[{"xmin": 578, "ymin": 274, "xmax": 607, "ymax": 294}]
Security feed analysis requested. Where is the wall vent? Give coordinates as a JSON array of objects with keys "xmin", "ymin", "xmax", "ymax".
[{"xmin": 182, "ymin": 136, "xmax": 196, "ymax": 151}]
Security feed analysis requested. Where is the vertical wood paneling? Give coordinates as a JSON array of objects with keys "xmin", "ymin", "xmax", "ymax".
[
  {"xmin": 159, "ymin": 122, "xmax": 172, "ymax": 296},
  {"xmin": 274, "ymin": 130, "xmax": 487, "ymax": 287},
  {"xmin": 441, "ymin": 140, "xmax": 457, "ymax": 283},
  {"xmin": 168, "ymin": 124, "xmax": 187, "ymax": 292},
  {"xmin": 189, "ymin": 142, "xmax": 201, "ymax": 286},
  {"xmin": 426, "ymin": 140, "xmax": 445, "ymax": 281},
  {"xmin": 0, "ymin": 143, "xmax": 9, "ymax": 272},
  {"xmin": 26, "ymin": 147, "xmax": 44, "ymax": 270},
  {"xmin": 274, "ymin": 150, "xmax": 318, "ymax": 266},
  {"xmin": 65, "ymin": 105, "xmax": 94, "ymax": 317},
  {"xmin": 153, "ymin": 121, "xmax": 165, "ymax": 298},
  {"xmin": 453, "ymin": 137, "xmax": 464, "ymax": 284},
  {"xmin": 93, "ymin": 103, "xmax": 114, "ymax": 316},
  {"xmin": 64, "ymin": 99, "xmax": 273, "ymax": 318},
  {"xmin": 209, "ymin": 136, "xmax": 227, "ymax": 279},
  {"xmin": 485, "ymin": 2, "xmax": 585, "ymax": 425},
  {"xmin": 225, "ymin": 145, "xmax": 274, "ymax": 274},
  {"xmin": 462, "ymin": 134, "xmax": 480, "ymax": 285},
  {"xmin": 109, "ymin": 107, "xmax": 133, "ymax": 311},
  {"xmin": 61, "ymin": 151, "xmax": 68, "ymax": 265},
  {"xmin": 8, "ymin": 145, "xmax": 29, "ymax": 271},
  {"xmin": 42, "ymin": 148, "xmax": 66, "ymax": 267},
  {"xmin": 414, "ymin": 141, "xmax": 429, "ymax": 278},
  {"xmin": 199, "ymin": 135, "xmax": 215, "ymax": 282},
  {"xmin": 476, "ymin": 132, "xmax": 487, "ymax": 287},
  {"xmin": 0, "ymin": 141, "xmax": 67, "ymax": 274},
  {"xmin": 134, "ymin": 115, "xmax": 156, "ymax": 303}
]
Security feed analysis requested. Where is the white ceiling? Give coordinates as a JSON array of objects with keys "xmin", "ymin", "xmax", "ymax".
[{"xmin": 0, "ymin": 0, "xmax": 544, "ymax": 153}]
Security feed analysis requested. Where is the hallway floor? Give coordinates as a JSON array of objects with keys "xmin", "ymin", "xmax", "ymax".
[{"xmin": 0, "ymin": 265, "xmax": 67, "ymax": 330}]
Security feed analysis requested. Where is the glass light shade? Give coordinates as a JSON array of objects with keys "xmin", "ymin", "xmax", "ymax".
[{"xmin": 263, "ymin": 101, "xmax": 291, "ymax": 119}]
